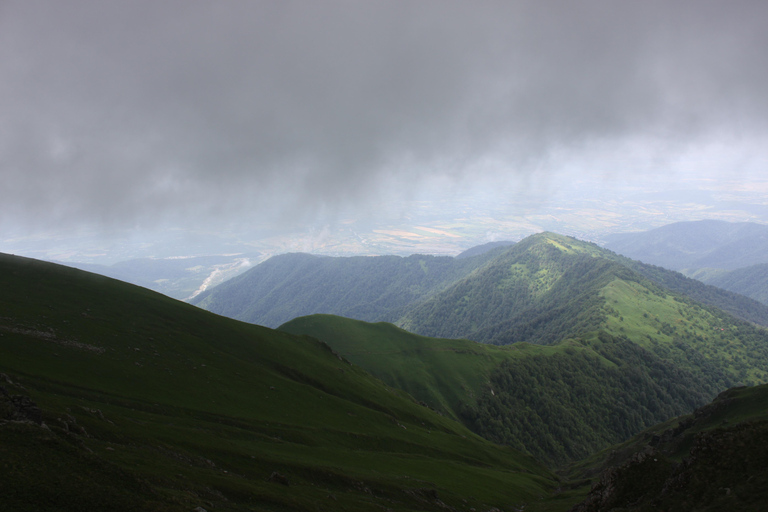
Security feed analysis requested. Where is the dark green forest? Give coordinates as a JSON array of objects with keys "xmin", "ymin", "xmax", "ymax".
[{"xmin": 467, "ymin": 332, "xmax": 715, "ymax": 466}]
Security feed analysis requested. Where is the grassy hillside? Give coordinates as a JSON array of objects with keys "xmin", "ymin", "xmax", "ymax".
[
  {"xmin": 0, "ymin": 253, "xmax": 560, "ymax": 512},
  {"xmin": 617, "ymin": 256, "xmax": 768, "ymax": 327},
  {"xmin": 191, "ymin": 247, "xmax": 508, "ymax": 328},
  {"xmin": 280, "ymin": 316, "xmax": 715, "ymax": 467},
  {"xmin": 280, "ymin": 315, "xmax": 513, "ymax": 421},
  {"xmin": 597, "ymin": 275, "xmax": 768, "ymax": 386}
]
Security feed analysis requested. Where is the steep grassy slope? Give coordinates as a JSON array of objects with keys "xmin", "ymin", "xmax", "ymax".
[
  {"xmin": 617, "ymin": 257, "xmax": 768, "ymax": 327},
  {"xmin": 0, "ymin": 253, "xmax": 558, "ymax": 512},
  {"xmin": 191, "ymin": 248, "xmax": 507, "ymax": 328},
  {"xmin": 280, "ymin": 315, "xmax": 513, "ymax": 421},
  {"xmin": 602, "ymin": 219, "xmax": 768, "ymax": 271},
  {"xmin": 597, "ymin": 276, "xmax": 768, "ymax": 386},
  {"xmin": 280, "ymin": 316, "xmax": 714, "ymax": 467},
  {"xmin": 569, "ymin": 384, "xmax": 768, "ymax": 511}
]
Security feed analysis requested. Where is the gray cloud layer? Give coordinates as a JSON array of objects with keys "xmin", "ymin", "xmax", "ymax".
[{"xmin": 2, "ymin": 0, "xmax": 767, "ymax": 231}]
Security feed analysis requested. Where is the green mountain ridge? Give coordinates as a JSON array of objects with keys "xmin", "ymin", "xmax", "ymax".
[
  {"xmin": 277, "ymin": 233, "xmax": 768, "ymax": 467},
  {"xmin": 191, "ymin": 247, "xmax": 509, "ymax": 328},
  {"xmin": 279, "ymin": 315, "xmax": 726, "ymax": 467},
  {"xmin": 0, "ymin": 253, "xmax": 558, "ymax": 512},
  {"xmin": 398, "ymin": 236, "xmax": 616, "ymax": 343},
  {"xmin": 400, "ymin": 232, "xmax": 768, "ymax": 342},
  {"xmin": 194, "ymin": 232, "xmax": 768, "ymax": 336},
  {"xmin": 398, "ymin": 234, "xmax": 768, "ymax": 387}
]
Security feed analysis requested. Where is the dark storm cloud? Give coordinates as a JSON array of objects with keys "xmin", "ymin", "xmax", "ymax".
[{"xmin": 2, "ymin": 0, "xmax": 767, "ymax": 230}]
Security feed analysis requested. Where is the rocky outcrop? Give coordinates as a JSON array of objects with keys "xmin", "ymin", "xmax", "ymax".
[{"xmin": 0, "ymin": 373, "xmax": 43, "ymax": 425}]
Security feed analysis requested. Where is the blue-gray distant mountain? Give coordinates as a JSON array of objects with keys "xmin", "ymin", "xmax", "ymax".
[
  {"xmin": 602, "ymin": 220, "xmax": 768, "ymax": 271},
  {"xmin": 690, "ymin": 263, "xmax": 768, "ymax": 306}
]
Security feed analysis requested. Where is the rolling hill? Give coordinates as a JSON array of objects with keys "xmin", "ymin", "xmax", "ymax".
[
  {"xmin": 397, "ymin": 234, "xmax": 768, "ymax": 391},
  {"xmin": 399, "ymin": 234, "xmax": 768, "ymax": 358},
  {"xmin": 0, "ymin": 253, "xmax": 559, "ymax": 512}
]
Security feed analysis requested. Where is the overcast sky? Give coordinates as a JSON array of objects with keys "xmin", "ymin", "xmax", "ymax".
[{"xmin": 2, "ymin": 0, "xmax": 767, "ymax": 243}]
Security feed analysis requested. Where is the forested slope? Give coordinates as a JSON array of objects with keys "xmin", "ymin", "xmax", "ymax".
[
  {"xmin": 616, "ymin": 257, "xmax": 768, "ymax": 327},
  {"xmin": 194, "ymin": 232, "xmax": 768, "ymax": 336},
  {"xmin": 282, "ymin": 316, "xmax": 718, "ymax": 467},
  {"xmin": 192, "ymin": 248, "xmax": 505, "ymax": 328},
  {"xmin": 400, "ymin": 233, "xmax": 768, "ymax": 351}
]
